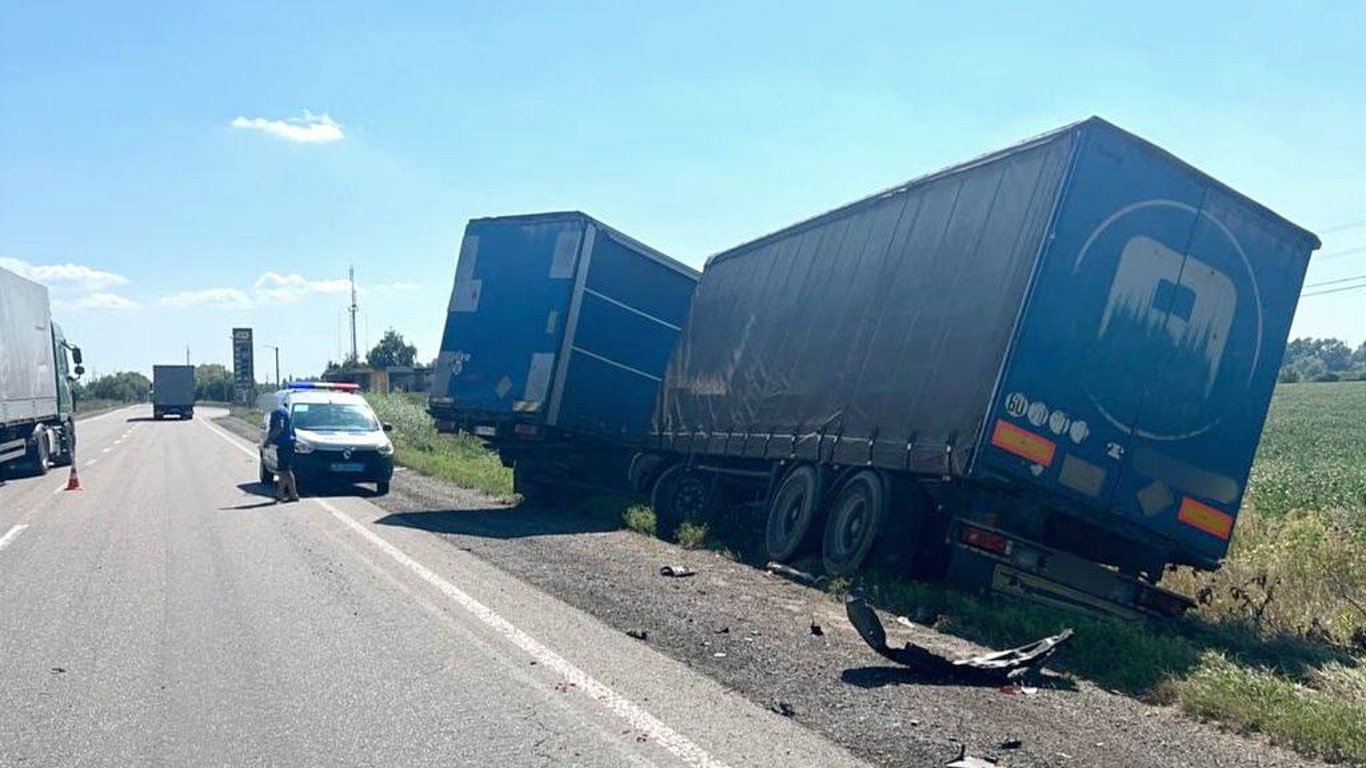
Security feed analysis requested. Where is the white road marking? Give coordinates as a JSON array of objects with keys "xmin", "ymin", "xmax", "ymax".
[
  {"xmin": 199, "ymin": 417, "xmax": 731, "ymax": 768},
  {"xmin": 84, "ymin": 459, "xmax": 97, "ymax": 467},
  {"xmin": 0, "ymin": 524, "xmax": 29, "ymax": 551},
  {"xmin": 102, "ymin": 448, "xmax": 111, "ymax": 454},
  {"xmin": 113, "ymin": 440, "xmax": 122, "ymax": 445}
]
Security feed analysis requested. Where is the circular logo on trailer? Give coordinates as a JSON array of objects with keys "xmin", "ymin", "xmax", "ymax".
[
  {"xmin": 1048, "ymin": 410, "xmax": 1070, "ymax": 435},
  {"xmin": 1068, "ymin": 419, "xmax": 1089, "ymax": 445},
  {"xmin": 1004, "ymin": 392, "xmax": 1029, "ymax": 418},
  {"xmin": 1072, "ymin": 200, "xmax": 1264, "ymax": 442},
  {"xmin": 1026, "ymin": 401, "xmax": 1048, "ymax": 427}
]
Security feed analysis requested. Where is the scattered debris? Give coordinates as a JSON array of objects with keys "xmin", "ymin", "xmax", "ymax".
[
  {"xmin": 809, "ymin": 621, "xmax": 824, "ymax": 637},
  {"xmin": 765, "ymin": 561, "xmax": 824, "ymax": 586},
  {"xmin": 627, "ymin": 629, "xmax": 649, "ymax": 641},
  {"xmin": 772, "ymin": 701, "xmax": 796, "ymax": 717},
  {"xmin": 659, "ymin": 565, "xmax": 696, "ymax": 578},
  {"xmin": 846, "ymin": 597, "xmax": 1073, "ymax": 684},
  {"xmin": 554, "ymin": 681, "xmax": 577, "ymax": 693},
  {"xmin": 49, "ymin": 667, "xmax": 65, "ymax": 674},
  {"xmin": 714, "ymin": 626, "xmax": 730, "ymax": 634},
  {"xmin": 945, "ymin": 744, "xmax": 998, "ymax": 768},
  {"xmin": 998, "ymin": 684, "xmax": 1039, "ymax": 696},
  {"xmin": 1000, "ymin": 738, "xmax": 1023, "ymax": 750},
  {"xmin": 713, "ymin": 652, "xmax": 727, "ymax": 658}
]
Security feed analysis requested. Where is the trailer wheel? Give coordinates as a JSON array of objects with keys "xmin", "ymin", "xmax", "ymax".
[
  {"xmin": 27, "ymin": 432, "xmax": 51, "ymax": 477},
  {"xmin": 651, "ymin": 464, "xmax": 717, "ymax": 537},
  {"xmin": 822, "ymin": 470, "xmax": 887, "ymax": 577},
  {"xmin": 764, "ymin": 464, "xmax": 822, "ymax": 562}
]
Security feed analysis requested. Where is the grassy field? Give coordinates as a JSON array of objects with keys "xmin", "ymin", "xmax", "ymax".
[
  {"xmin": 272, "ymin": 385, "xmax": 1365, "ymax": 763},
  {"xmin": 363, "ymin": 394, "xmax": 514, "ymax": 499}
]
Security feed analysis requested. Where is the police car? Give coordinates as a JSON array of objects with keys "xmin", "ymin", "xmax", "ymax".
[{"xmin": 258, "ymin": 382, "xmax": 395, "ymax": 495}]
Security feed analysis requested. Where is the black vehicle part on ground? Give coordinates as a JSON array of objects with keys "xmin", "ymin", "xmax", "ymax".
[{"xmin": 844, "ymin": 596, "xmax": 1072, "ymax": 684}]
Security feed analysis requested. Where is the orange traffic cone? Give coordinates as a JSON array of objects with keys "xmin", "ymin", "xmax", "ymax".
[{"xmin": 65, "ymin": 465, "xmax": 82, "ymax": 491}]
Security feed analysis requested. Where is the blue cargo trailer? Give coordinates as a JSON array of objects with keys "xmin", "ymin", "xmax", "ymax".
[
  {"xmin": 430, "ymin": 211, "xmax": 698, "ymax": 499},
  {"xmin": 640, "ymin": 118, "xmax": 1319, "ymax": 618}
]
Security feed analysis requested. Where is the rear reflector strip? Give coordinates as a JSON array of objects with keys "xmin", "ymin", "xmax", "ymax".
[
  {"xmin": 990, "ymin": 420, "xmax": 1056, "ymax": 467},
  {"xmin": 1177, "ymin": 497, "xmax": 1233, "ymax": 540},
  {"xmin": 961, "ymin": 525, "xmax": 1011, "ymax": 555}
]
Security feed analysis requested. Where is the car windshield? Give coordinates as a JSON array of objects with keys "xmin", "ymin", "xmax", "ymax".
[{"xmin": 291, "ymin": 402, "xmax": 379, "ymax": 432}]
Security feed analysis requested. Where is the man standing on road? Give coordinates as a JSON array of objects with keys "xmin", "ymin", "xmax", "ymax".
[{"xmin": 262, "ymin": 401, "xmax": 300, "ymax": 502}]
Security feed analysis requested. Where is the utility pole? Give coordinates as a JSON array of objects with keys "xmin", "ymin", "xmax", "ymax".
[
  {"xmin": 185, "ymin": 345, "xmax": 190, "ymax": 366},
  {"xmin": 348, "ymin": 265, "xmax": 359, "ymax": 366},
  {"xmin": 263, "ymin": 344, "xmax": 281, "ymax": 387}
]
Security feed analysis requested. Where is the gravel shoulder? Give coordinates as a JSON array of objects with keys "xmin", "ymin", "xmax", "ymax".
[{"xmin": 218, "ymin": 415, "xmax": 1327, "ymax": 768}]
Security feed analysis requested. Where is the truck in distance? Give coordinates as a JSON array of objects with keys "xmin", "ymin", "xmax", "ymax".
[
  {"xmin": 429, "ymin": 211, "xmax": 699, "ymax": 501},
  {"xmin": 152, "ymin": 365, "xmax": 196, "ymax": 420},
  {"xmin": 634, "ymin": 117, "xmax": 1319, "ymax": 619},
  {"xmin": 1, "ymin": 265, "xmax": 85, "ymax": 476}
]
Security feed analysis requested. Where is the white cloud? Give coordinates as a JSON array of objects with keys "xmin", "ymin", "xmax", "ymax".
[
  {"xmin": 253, "ymin": 271, "xmax": 358, "ymax": 303},
  {"xmin": 230, "ymin": 109, "xmax": 345, "ymax": 143},
  {"xmin": 377, "ymin": 280, "xmax": 420, "ymax": 293},
  {"xmin": 158, "ymin": 288, "xmax": 253, "ymax": 310},
  {"xmin": 0, "ymin": 256, "xmax": 129, "ymax": 290},
  {"xmin": 53, "ymin": 292, "xmax": 142, "ymax": 312}
]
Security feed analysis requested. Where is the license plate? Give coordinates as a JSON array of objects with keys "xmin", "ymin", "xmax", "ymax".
[
  {"xmin": 473, "ymin": 425, "xmax": 496, "ymax": 437},
  {"xmin": 330, "ymin": 462, "xmax": 365, "ymax": 473}
]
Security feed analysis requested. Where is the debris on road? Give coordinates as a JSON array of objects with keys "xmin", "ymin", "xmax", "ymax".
[
  {"xmin": 809, "ymin": 621, "xmax": 824, "ymax": 637},
  {"xmin": 765, "ymin": 561, "xmax": 824, "ymax": 586},
  {"xmin": 659, "ymin": 565, "xmax": 696, "ymax": 578},
  {"xmin": 945, "ymin": 745, "xmax": 998, "ymax": 768},
  {"xmin": 997, "ymin": 684, "xmax": 1039, "ymax": 696},
  {"xmin": 1000, "ymin": 738, "xmax": 1023, "ymax": 750},
  {"xmin": 845, "ymin": 597, "xmax": 1072, "ymax": 684},
  {"xmin": 772, "ymin": 701, "xmax": 797, "ymax": 717},
  {"xmin": 554, "ymin": 681, "xmax": 577, "ymax": 693},
  {"xmin": 627, "ymin": 629, "xmax": 649, "ymax": 641}
]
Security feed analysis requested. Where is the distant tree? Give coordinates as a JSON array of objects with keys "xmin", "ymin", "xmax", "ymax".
[
  {"xmin": 1279, "ymin": 337, "xmax": 1366, "ymax": 383},
  {"xmin": 366, "ymin": 329, "xmax": 417, "ymax": 369},
  {"xmin": 84, "ymin": 371, "xmax": 152, "ymax": 402},
  {"xmin": 194, "ymin": 363, "xmax": 235, "ymax": 402}
]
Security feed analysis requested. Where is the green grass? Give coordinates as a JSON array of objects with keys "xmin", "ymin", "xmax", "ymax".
[
  {"xmin": 364, "ymin": 393, "xmax": 514, "ymax": 499},
  {"xmin": 623, "ymin": 505, "xmax": 657, "ymax": 536},
  {"xmin": 675, "ymin": 521, "xmax": 709, "ymax": 549}
]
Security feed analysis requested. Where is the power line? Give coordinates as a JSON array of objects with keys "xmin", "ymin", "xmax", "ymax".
[
  {"xmin": 1317, "ymin": 218, "xmax": 1366, "ymax": 235},
  {"xmin": 1316, "ymin": 245, "xmax": 1366, "ymax": 261},
  {"xmin": 1301, "ymin": 282, "xmax": 1366, "ymax": 298},
  {"xmin": 1304, "ymin": 273, "xmax": 1366, "ymax": 288}
]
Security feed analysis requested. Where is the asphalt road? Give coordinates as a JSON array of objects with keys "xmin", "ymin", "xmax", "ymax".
[{"xmin": 0, "ymin": 406, "xmax": 868, "ymax": 768}]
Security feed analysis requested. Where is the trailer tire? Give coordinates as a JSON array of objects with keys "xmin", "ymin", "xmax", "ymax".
[
  {"xmin": 764, "ymin": 464, "xmax": 822, "ymax": 562},
  {"xmin": 822, "ymin": 470, "xmax": 887, "ymax": 577},
  {"xmin": 27, "ymin": 432, "xmax": 51, "ymax": 477},
  {"xmin": 651, "ymin": 464, "xmax": 718, "ymax": 537}
]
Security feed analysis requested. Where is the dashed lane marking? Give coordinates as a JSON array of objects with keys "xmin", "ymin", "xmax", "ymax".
[
  {"xmin": 0, "ymin": 524, "xmax": 29, "ymax": 551},
  {"xmin": 198, "ymin": 417, "xmax": 732, "ymax": 768}
]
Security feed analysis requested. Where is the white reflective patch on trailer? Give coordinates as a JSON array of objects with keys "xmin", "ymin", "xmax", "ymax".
[
  {"xmin": 450, "ymin": 279, "xmax": 482, "ymax": 312},
  {"xmin": 524, "ymin": 352, "xmax": 556, "ymax": 403},
  {"xmin": 549, "ymin": 229, "xmax": 582, "ymax": 279},
  {"xmin": 455, "ymin": 234, "xmax": 479, "ymax": 280}
]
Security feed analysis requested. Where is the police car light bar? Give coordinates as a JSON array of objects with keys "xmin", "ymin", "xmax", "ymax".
[{"xmin": 286, "ymin": 381, "xmax": 361, "ymax": 391}]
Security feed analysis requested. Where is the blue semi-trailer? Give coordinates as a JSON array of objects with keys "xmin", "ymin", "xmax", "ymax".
[
  {"xmin": 636, "ymin": 117, "xmax": 1320, "ymax": 619},
  {"xmin": 429, "ymin": 211, "xmax": 699, "ymax": 501}
]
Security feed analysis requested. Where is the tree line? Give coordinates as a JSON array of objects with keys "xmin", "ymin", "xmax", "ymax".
[{"xmin": 1279, "ymin": 338, "xmax": 1366, "ymax": 383}]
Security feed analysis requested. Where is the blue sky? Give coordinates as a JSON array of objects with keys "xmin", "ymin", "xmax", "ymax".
[{"xmin": 2, "ymin": 1, "xmax": 1363, "ymax": 380}]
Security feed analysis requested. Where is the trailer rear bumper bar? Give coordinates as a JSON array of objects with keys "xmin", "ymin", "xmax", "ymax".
[{"xmin": 945, "ymin": 520, "xmax": 1193, "ymax": 620}]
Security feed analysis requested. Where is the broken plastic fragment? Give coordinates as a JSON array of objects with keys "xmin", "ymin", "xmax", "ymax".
[{"xmin": 846, "ymin": 596, "xmax": 1072, "ymax": 684}]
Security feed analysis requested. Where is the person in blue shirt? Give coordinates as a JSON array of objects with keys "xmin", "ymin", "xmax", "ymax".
[{"xmin": 262, "ymin": 402, "xmax": 300, "ymax": 502}]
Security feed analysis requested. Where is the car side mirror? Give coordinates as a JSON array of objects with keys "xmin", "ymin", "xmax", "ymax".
[
  {"xmin": 73, "ymin": 365, "xmax": 86, "ymax": 377},
  {"xmin": 72, "ymin": 347, "xmax": 83, "ymax": 365},
  {"xmin": 382, "ymin": 423, "xmax": 393, "ymax": 432}
]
